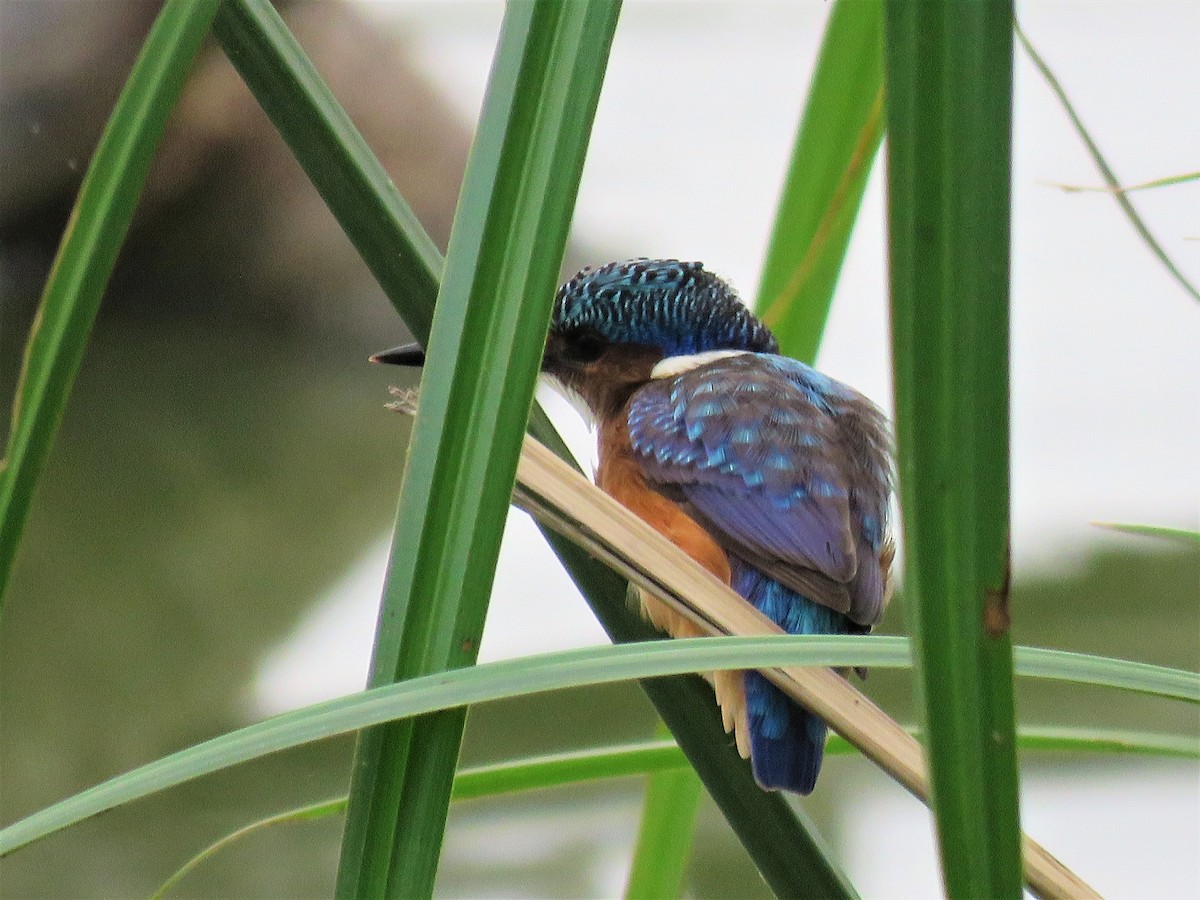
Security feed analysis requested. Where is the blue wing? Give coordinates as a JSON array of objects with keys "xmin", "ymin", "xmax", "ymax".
[
  {"xmin": 627, "ymin": 352, "xmax": 893, "ymax": 793},
  {"xmin": 628, "ymin": 352, "xmax": 892, "ymax": 626}
]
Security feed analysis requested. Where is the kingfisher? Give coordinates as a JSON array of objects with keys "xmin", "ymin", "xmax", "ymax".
[{"xmin": 375, "ymin": 258, "xmax": 894, "ymax": 794}]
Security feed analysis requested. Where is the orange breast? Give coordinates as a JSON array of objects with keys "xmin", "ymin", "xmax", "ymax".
[
  {"xmin": 596, "ymin": 410, "xmax": 750, "ymax": 758},
  {"xmin": 595, "ymin": 414, "xmax": 732, "ymax": 590}
]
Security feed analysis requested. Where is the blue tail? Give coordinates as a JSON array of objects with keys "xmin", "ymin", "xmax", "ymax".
[
  {"xmin": 731, "ymin": 559, "xmax": 848, "ymax": 794},
  {"xmin": 745, "ymin": 671, "xmax": 826, "ymax": 794}
]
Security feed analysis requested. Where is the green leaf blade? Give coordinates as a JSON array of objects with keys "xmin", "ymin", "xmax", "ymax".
[
  {"xmin": 1091, "ymin": 522, "xmax": 1200, "ymax": 545},
  {"xmin": 334, "ymin": 3, "xmax": 622, "ymax": 896},
  {"xmin": 0, "ymin": 0, "xmax": 221, "ymax": 609},
  {"xmin": 212, "ymin": 0, "xmax": 443, "ymax": 342},
  {"xmin": 153, "ymin": 725, "xmax": 1199, "ymax": 898},
  {"xmin": 883, "ymin": 4, "xmax": 1024, "ymax": 897},
  {"xmin": 755, "ymin": 0, "xmax": 885, "ymax": 364},
  {"xmin": 2, "ymin": 636, "xmax": 1195, "ymax": 860},
  {"xmin": 452, "ymin": 740, "xmax": 690, "ymax": 801},
  {"xmin": 624, "ymin": 723, "xmax": 705, "ymax": 900},
  {"xmin": 825, "ymin": 726, "xmax": 1200, "ymax": 760}
]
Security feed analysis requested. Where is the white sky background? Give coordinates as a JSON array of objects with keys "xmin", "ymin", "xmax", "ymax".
[{"xmin": 254, "ymin": 3, "xmax": 1198, "ymax": 894}]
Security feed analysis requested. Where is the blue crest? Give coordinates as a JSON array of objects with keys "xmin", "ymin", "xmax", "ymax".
[{"xmin": 553, "ymin": 259, "xmax": 779, "ymax": 357}]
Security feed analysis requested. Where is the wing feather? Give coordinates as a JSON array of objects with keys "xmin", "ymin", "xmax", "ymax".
[{"xmin": 628, "ymin": 353, "xmax": 893, "ymax": 626}]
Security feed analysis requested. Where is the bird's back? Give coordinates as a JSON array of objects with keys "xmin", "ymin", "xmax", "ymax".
[{"xmin": 616, "ymin": 352, "xmax": 893, "ymax": 793}]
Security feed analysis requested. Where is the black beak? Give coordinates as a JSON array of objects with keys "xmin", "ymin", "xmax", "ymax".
[{"xmin": 369, "ymin": 342, "xmax": 426, "ymax": 367}]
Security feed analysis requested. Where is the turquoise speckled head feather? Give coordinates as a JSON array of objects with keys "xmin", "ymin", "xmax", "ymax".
[{"xmin": 553, "ymin": 259, "xmax": 779, "ymax": 358}]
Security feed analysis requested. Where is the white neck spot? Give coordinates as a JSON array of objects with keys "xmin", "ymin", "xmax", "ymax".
[{"xmin": 650, "ymin": 350, "xmax": 750, "ymax": 380}]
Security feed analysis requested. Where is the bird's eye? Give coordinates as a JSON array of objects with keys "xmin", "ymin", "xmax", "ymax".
[{"xmin": 563, "ymin": 329, "xmax": 608, "ymax": 363}]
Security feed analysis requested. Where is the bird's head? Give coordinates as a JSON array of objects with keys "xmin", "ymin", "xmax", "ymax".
[
  {"xmin": 543, "ymin": 259, "xmax": 778, "ymax": 420},
  {"xmin": 370, "ymin": 259, "xmax": 777, "ymax": 422}
]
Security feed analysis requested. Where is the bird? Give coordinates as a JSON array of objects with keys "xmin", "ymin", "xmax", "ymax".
[{"xmin": 374, "ymin": 258, "xmax": 894, "ymax": 794}]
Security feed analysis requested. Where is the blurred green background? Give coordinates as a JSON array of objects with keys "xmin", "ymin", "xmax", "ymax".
[{"xmin": 1, "ymin": 2, "xmax": 1196, "ymax": 897}]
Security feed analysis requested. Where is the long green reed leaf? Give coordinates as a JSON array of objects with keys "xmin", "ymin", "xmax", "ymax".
[
  {"xmin": 624, "ymin": 723, "xmax": 707, "ymax": 900},
  {"xmin": 1090, "ymin": 522, "xmax": 1200, "ymax": 545},
  {"xmin": 884, "ymin": 4, "xmax": 1024, "ymax": 896},
  {"xmin": 755, "ymin": 0, "xmax": 885, "ymax": 363},
  {"xmin": 1016, "ymin": 23, "xmax": 1199, "ymax": 303},
  {"xmin": 151, "ymin": 798, "xmax": 347, "ymax": 899},
  {"xmin": 152, "ymin": 723, "xmax": 1198, "ymax": 898},
  {"xmin": 4, "ymin": 635, "xmax": 1194, "ymax": 859},
  {"xmin": 211, "ymin": 0, "xmax": 441, "ymax": 339},
  {"xmin": 1013, "ymin": 646, "xmax": 1200, "ymax": 701},
  {"xmin": 153, "ymin": 741, "xmax": 691, "ymax": 899},
  {"xmin": 451, "ymin": 739, "xmax": 689, "ymax": 799},
  {"xmin": 0, "ymin": 639, "xmax": 908, "ymax": 859},
  {"xmin": 829, "ymin": 727, "xmax": 1199, "ymax": 759},
  {"xmin": 0, "ymin": 0, "xmax": 221, "ymax": 610},
  {"xmin": 210, "ymin": 4, "xmax": 843, "ymax": 892},
  {"xmin": 335, "ymin": 4, "xmax": 621, "ymax": 895}
]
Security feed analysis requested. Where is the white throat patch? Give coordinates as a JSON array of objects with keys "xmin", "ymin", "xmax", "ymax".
[
  {"xmin": 650, "ymin": 349, "xmax": 751, "ymax": 380},
  {"xmin": 538, "ymin": 372, "xmax": 596, "ymax": 430}
]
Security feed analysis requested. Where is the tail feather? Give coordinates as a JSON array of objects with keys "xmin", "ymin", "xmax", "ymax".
[
  {"xmin": 732, "ymin": 560, "xmax": 847, "ymax": 794},
  {"xmin": 745, "ymin": 670, "xmax": 826, "ymax": 794}
]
